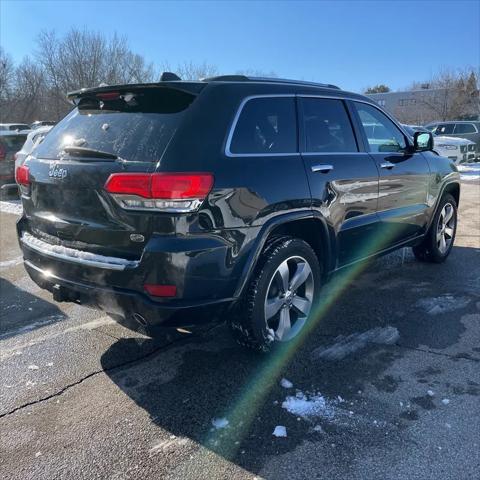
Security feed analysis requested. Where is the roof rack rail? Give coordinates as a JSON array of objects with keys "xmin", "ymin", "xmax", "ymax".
[{"xmin": 203, "ymin": 75, "xmax": 340, "ymax": 89}]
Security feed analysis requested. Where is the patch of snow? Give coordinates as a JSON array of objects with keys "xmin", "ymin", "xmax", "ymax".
[
  {"xmin": 35, "ymin": 452, "xmax": 42, "ymax": 458},
  {"xmin": 282, "ymin": 391, "xmax": 335, "ymax": 420},
  {"xmin": 427, "ymin": 390, "xmax": 435, "ymax": 397},
  {"xmin": 46, "ymin": 362, "xmax": 53, "ymax": 367},
  {"xmin": 0, "ymin": 256, "xmax": 23, "ymax": 269},
  {"xmin": 272, "ymin": 426, "xmax": 287, "ymax": 437},
  {"xmin": 0, "ymin": 200, "xmax": 23, "ymax": 216},
  {"xmin": 311, "ymin": 326, "xmax": 399, "ymax": 361},
  {"xmin": 280, "ymin": 378, "xmax": 293, "ymax": 389},
  {"xmin": 211, "ymin": 417, "xmax": 229, "ymax": 429},
  {"xmin": 313, "ymin": 425, "xmax": 324, "ymax": 433},
  {"xmin": 22, "ymin": 232, "xmax": 136, "ymax": 268},
  {"xmin": 442, "ymin": 398, "xmax": 450, "ymax": 405},
  {"xmin": 28, "ymin": 364, "xmax": 39, "ymax": 370},
  {"xmin": 457, "ymin": 163, "xmax": 480, "ymax": 172},
  {"xmin": 267, "ymin": 328, "xmax": 275, "ymax": 342},
  {"xmin": 461, "ymin": 174, "xmax": 480, "ymax": 181},
  {"xmin": 416, "ymin": 295, "xmax": 470, "ymax": 315}
]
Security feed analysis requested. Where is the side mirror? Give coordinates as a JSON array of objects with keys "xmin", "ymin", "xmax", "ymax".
[{"xmin": 413, "ymin": 131, "xmax": 433, "ymax": 152}]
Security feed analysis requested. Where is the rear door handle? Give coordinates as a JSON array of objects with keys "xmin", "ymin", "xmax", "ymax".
[
  {"xmin": 311, "ymin": 164, "xmax": 333, "ymax": 173},
  {"xmin": 380, "ymin": 161, "xmax": 395, "ymax": 169}
]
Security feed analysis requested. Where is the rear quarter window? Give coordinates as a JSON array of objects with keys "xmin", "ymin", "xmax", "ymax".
[
  {"xmin": 229, "ymin": 97, "xmax": 297, "ymax": 155},
  {"xmin": 454, "ymin": 123, "xmax": 477, "ymax": 134}
]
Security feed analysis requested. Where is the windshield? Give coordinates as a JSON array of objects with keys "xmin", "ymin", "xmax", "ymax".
[{"xmin": 35, "ymin": 88, "xmax": 196, "ymax": 162}]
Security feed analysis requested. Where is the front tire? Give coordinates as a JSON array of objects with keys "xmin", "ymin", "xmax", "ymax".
[
  {"xmin": 412, "ymin": 193, "xmax": 457, "ymax": 263},
  {"xmin": 229, "ymin": 237, "xmax": 321, "ymax": 352}
]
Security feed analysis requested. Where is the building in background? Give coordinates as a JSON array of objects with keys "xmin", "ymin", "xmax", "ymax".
[{"xmin": 367, "ymin": 85, "xmax": 479, "ymax": 125}]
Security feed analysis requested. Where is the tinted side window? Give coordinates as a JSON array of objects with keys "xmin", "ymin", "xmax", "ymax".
[
  {"xmin": 354, "ymin": 102, "xmax": 406, "ymax": 153},
  {"xmin": 301, "ymin": 98, "xmax": 358, "ymax": 153},
  {"xmin": 434, "ymin": 124, "xmax": 455, "ymax": 135},
  {"xmin": 230, "ymin": 97, "xmax": 297, "ymax": 154},
  {"xmin": 454, "ymin": 123, "xmax": 476, "ymax": 134}
]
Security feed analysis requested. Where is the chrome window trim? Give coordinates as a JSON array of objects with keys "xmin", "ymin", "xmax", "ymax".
[
  {"xmin": 224, "ymin": 93, "xmax": 409, "ymax": 158},
  {"xmin": 301, "ymin": 152, "xmax": 366, "ymax": 156}
]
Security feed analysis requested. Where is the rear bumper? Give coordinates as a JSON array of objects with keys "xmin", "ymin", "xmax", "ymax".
[
  {"xmin": 17, "ymin": 216, "xmax": 248, "ymax": 327},
  {"xmin": 23, "ymin": 259, "xmax": 232, "ymax": 327}
]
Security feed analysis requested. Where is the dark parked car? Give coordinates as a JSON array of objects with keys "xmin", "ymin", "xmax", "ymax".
[
  {"xmin": 16, "ymin": 75, "xmax": 461, "ymax": 351},
  {"xmin": 425, "ymin": 121, "xmax": 480, "ymax": 160},
  {"xmin": 0, "ymin": 131, "xmax": 28, "ymax": 195}
]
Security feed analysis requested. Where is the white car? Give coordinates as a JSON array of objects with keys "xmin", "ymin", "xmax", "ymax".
[
  {"xmin": 0, "ymin": 123, "xmax": 30, "ymax": 132},
  {"xmin": 404, "ymin": 125, "xmax": 475, "ymax": 164},
  {"xmin": 15, "ymin": 125, "xmax": 53, "ymax": 170}
]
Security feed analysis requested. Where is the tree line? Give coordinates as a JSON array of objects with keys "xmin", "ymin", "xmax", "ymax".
[{"xmin": 0, "ymin": 28, "xmax": 222, "ymax": 123}]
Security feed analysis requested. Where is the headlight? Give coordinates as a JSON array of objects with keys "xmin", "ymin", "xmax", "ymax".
[{"xmin": 436, "ymin": 144, "xmax": 458, "ymax": 150}]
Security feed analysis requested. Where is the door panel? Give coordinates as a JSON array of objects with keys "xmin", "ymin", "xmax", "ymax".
[
  {"xmin": 303, "ymin": 153, "xmax": 380, "ymax": 265},
  {"xmin": 370, "ymin": 151, "xmax": 431, "ymax": 243},
  {"xmin": 353, "ymin": 102, "xmax": 431, "ymax": 247},
  {"xmin": 298, "ymin": 97, "xmax": 380, "ymax": 266}
]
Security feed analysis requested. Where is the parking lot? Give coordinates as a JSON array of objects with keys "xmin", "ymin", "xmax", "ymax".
[{"xmin": 0, "ymin": 177, "xmax": 479, "ymax": 480}]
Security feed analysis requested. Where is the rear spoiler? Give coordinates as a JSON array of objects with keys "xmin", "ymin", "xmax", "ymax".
[{"xmin": 67, "ymin": 81, "xmax": 206, "ymax": 105}]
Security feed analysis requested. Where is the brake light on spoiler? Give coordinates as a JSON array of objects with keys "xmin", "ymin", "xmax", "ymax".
[{"xmin": 105, "ymin": 172, "xmax": 214, "ymax": 213}]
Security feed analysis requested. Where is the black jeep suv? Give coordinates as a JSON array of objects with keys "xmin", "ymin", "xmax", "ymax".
[{"xmin": 16, "ymin": 75, "xmax": 460, "ymax": 351}]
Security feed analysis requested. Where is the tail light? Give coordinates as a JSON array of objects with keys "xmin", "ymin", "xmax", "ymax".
[
  {"xmin": 144, "ymin": 284, "xmax": 177, "ymax": 297},
  {"xmin": 105, "ymin": 173, "xmax": 214, "ymax": 212},
  {"xmin": 16, "ymin": 165, "xmax": 30, "ymax": 186}
]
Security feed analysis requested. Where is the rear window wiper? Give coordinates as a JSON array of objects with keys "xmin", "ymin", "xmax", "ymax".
[{"xmin": 62, "ymin": 146, "xmax": 118, "ymax": 160}]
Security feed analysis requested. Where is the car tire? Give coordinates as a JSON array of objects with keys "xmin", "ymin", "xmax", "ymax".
[
  {"xmin": 229, "ymin": 236, "xmax": 321, "ymax": 352},
  {"xmin": 412, "ymin": 193, "xmax": 457, "ymax": 263}
]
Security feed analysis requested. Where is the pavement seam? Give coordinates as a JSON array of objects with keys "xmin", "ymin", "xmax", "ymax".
[{"xmin": 0, "ymin": 327, "xmax": 215, "ymax": 420}]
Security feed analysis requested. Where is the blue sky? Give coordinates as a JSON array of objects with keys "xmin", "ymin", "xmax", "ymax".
[{"xmin": 1, "ymin": 0, "xmax": 479, "ymax": 92}]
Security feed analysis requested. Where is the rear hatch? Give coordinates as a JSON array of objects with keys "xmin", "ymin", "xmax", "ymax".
[{"xmin": 20, "ymin": 85, "xmax": 201, "ymax": 259}]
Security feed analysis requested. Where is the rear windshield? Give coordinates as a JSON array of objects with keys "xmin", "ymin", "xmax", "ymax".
[
  {"xmin": 0, "ymin": 135, "xmax": 27, "ymax": 151},
  {"xmin": 35, "ymin": 88, "xmax": 196, "ymax": 162}
]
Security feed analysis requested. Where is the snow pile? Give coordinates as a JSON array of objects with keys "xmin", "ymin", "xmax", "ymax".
[
  {"xmin": 282, "ymin": 391, "xmax": 335, "ymax": 420},
  {"xmin": 211, "ymin": 417, "xmax": 229, "ymax": 429},
  {"xmin": 416, "ymin": 295, "xmax": 470, "ymax": 315},
  {"xmin": 272, "ymin": 426, "xmax": 287, "ymax": 437},
  {"xmin": 311, "ymin": 326, "xmax": 399, "ymax": 361},
  {"xmin": 280, "ymin": 378, "xmax": 293, "ymax": 389},
  {"xmin": 457, "ymin": 163, "xmax": 480, "ymax": 181},
  {"xmin": 0, "ymin": 200, "xmax": 23, "ymax": 216},
  {"xmin": 0, "ymin": 256, "xmax": 23, "ymax": 269}
]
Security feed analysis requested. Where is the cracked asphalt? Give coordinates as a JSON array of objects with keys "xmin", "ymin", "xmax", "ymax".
[{"xmin": 1, "ymin": 180, "xmax": 479, "ymax": 480}]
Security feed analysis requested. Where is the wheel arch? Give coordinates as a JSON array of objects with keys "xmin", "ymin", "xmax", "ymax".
[
  {"xmin": 426, "ymin": 181, "xmax": 460, "ymax": 232},
  {"xmin": 233, "ymin": 212, "xmax": 333, "ymax": 298}
]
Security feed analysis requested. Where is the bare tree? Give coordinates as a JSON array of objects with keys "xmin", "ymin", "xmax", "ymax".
[
  {"xmin": 13, "ymin": 57, "xmax": 47, "ymax": 122},
  {"xmin": 36, "ymin": 28, "xmax": 157, "ymax": 118},
  {"xmin": 409, "ymin": 67, "xmax": 479, "ymax": 121}
]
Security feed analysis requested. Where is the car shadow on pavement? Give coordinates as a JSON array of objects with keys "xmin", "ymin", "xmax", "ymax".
[
  {"xmin": 0, "ymin": 277, "xmax": 67, "ymax": 340},
  {"xmin": 100, "ymin": 245, "xmax": 479, "ymax": 476}
]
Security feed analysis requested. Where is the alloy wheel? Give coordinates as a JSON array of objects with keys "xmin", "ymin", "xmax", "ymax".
[
  {"xmin": 264, "ymin": 256, "xmax": 314, "ymax": 342},
  {"xmin": 436, "ymin": 202, "xmax": 455, "ymax": 254}
]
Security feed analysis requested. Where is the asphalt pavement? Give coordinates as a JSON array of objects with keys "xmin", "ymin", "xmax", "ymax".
[{"xmin": 1, "ymin": 179, "xmax": 479, "ymax": 480}]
